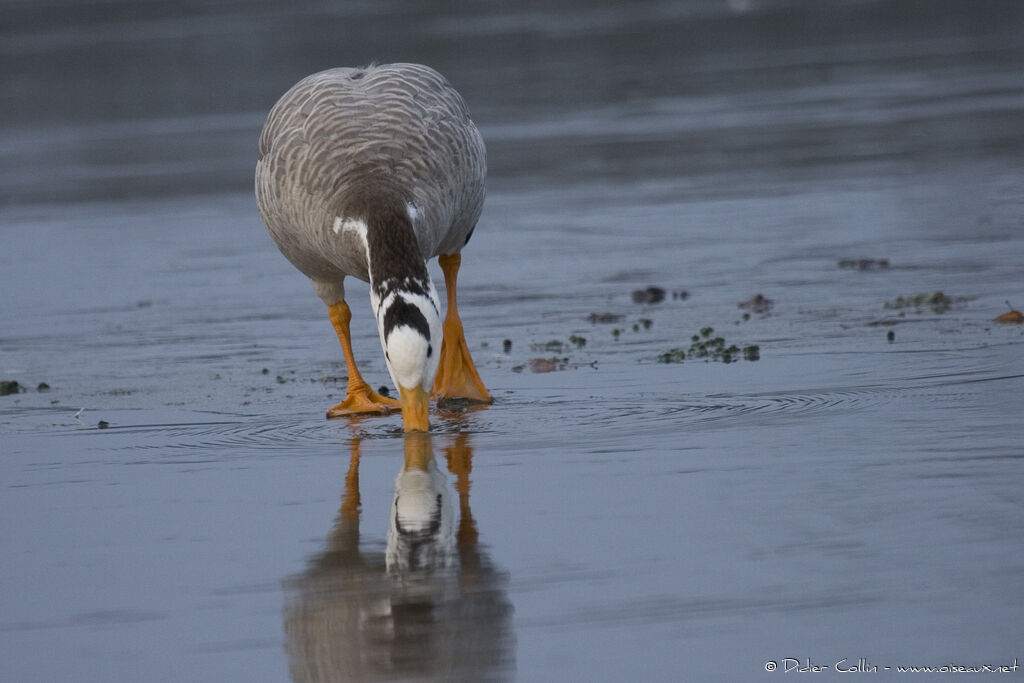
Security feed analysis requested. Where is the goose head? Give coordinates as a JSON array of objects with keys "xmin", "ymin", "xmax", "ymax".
[{"xmin": 373, "ymin": 283, "xmax": 442, "ymax": 432}]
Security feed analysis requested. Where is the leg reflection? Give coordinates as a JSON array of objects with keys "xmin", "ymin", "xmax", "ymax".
[
  {"xmin": 445, "ymin": 432, "xmax": 479, "ymax": 557},
  {"xmin": 283, "ymin": 433, "xmax": 514, "ymax": 682}
]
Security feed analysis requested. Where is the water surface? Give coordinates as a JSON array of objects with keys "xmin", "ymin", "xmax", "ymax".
[{"xmin": 3, "ymin": 1, "xmax": 1024, "ymax": 681}]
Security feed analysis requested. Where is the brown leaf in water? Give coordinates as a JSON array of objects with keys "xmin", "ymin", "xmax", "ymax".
[
  {"xmin": 529, "ymin": 358, "xmax": 563, "ymax": 373},
  {"xmin": 994, "ymin": 310, "xmax": 1023, "ymax": 324}
]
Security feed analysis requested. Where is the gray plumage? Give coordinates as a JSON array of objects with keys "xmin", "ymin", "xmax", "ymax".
[{"xmin": 255, "ymin": 63, "xmax": 486, "ymax": 305}]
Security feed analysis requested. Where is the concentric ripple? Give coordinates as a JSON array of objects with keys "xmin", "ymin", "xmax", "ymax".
[{"xmin": 42, "ymin": 415, "xmax": 373, "ymax": 457}]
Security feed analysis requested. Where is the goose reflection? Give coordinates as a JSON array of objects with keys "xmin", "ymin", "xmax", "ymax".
[{"xmin": 283, "ymin": 433, "xmax": 514, "ymax": 682}]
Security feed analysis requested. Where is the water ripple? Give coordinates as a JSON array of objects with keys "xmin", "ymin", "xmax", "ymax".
[
  {"xmin": 643, "ymin": 386, "xmax": 899, "ymax": 426},
  {"xmin": 62, "ymin": 416, "xmax": 359, "ymax": 455}
]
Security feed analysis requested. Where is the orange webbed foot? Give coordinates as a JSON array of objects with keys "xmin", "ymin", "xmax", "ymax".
[
  {"xmin": 431, "ymin": 253, "xmax": 491, "ymax": 405},
  {"xmin": 432, "ymin": 316, "xmax": 492, "ymax": 404},
  {"xmin": 327, "ymin": 380, "xmax": 401, "ymax": 418}
]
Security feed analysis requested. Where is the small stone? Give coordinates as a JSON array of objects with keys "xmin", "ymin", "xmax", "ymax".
[
  {"xmin": 502, "ymin": 339, "xmax": 513, "ymax": 353},
  {"xmin": 97, "ymin": 420, "xmax": 110, "ymax": 429},
  {"xmin": 37, "ymin": 382, "xmax": 51, "ymax": 392}
]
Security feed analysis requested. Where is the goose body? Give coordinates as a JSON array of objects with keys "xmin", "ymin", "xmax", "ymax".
[{"xmin": 256, "ymin": 63, "xmax": 491, "ymax": 431}]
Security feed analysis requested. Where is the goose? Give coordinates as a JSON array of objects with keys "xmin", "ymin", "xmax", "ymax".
[{"xmin": 256, "ymin": 63, "xmax": 491, "ymax": 432}]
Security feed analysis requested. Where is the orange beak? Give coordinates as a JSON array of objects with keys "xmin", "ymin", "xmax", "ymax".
[{"xmin": 398, "ymin": 384, "xmax": 430, "ymax": 432}]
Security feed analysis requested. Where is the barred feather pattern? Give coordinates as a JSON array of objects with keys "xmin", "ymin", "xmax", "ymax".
[{"xmin": 255, "ymin": 63, "xmax": 486, "ymax": 292}]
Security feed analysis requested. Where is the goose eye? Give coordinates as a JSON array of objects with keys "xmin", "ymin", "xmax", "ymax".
[{"xmin": 427, "ymin": 344, "xmax": 433, "ymax": 358}]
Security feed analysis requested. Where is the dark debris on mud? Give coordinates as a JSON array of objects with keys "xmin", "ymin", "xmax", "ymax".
[
  {"xmin": 884, "ymin": 291, "xmax": 966, "ymax": 315},
  {"xmin": 839, "ymin": 258, "xmax": 891, "ymax": 271},
  {"xmin": 631, "ymin": 286, "xmax": 666, "ymax": 304},
  {"xmin": 1, "ymin": 380, "xmax": 53, "ymax": 396},
  {"xmin": 658, "ymin": 327, "xmax": 760, "ymax": 364},
  {"xmin": 738, "ymin": 294, "xmax": 774, "ymax": 314}
]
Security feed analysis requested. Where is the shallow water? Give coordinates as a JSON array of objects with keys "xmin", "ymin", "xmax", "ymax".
[{"xmin": 3, "ymin": 1, "xmax": 1024, "ymax": 681}]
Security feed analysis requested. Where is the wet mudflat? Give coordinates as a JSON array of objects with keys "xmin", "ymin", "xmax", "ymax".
[{"xmin": 3, "ymin": 1, "xmax": 1024, "ymax": 681}]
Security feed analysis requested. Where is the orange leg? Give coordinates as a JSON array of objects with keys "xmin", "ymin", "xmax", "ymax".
[
  {"xmin": 432, "ymin": 253, "xmax": 491, "ymax": 403},
  {"xmin": 326, "ymin": 301, "xmax": 401, "ymax": 418}
]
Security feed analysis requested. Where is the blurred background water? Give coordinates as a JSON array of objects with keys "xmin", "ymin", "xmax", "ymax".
[
  {"xmin": 5, "ymin": 0, "xmax": 1024, "ymax": 204},
  {"xmin": 2, "ymin": 1, "xmax": 1024, "ymax": 681}
]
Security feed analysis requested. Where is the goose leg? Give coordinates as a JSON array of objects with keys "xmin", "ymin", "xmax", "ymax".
[
  {"xmin": 432, "ymin": 253, "xmax": 492, "ymax": 403},
  {"xmin": 326, "ymin": 300, "xmax": 401, "ymax": 417}
]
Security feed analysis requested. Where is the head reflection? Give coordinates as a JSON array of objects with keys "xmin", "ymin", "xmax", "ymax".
[
  {"xmin": 283, "ymin": 433, "xmax": 513, "ymax": 683},
  {"xmin": 388, "ymin": 434, "xmax": 454, "ymax": 574}
]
